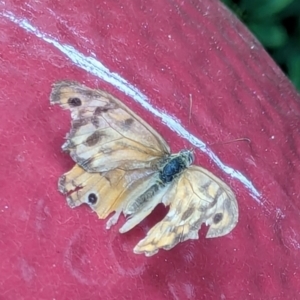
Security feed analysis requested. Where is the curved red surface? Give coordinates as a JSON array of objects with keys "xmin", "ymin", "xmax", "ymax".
[{"xmin": 1, "ymin": 1, "xmax": 300, "ymax": 299}]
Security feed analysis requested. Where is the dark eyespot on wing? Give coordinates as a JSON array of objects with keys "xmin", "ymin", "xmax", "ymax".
[
  {"xmin": 68, "ymin": 97, "xmax": 82, "ymax": 107},
  {"xmin": 68, "ymin": 116, "xmax": 100, "ymax": 137},
  {"xmin": 95, "ymin": 106, "xmax": 109, "ymax": 114},
  {"xmin": 118, "ymin": 118, "xmax": 135, "ymax": 131},
  {"xmin": 213, "ymin": 213, "xmax": 223, "ymax": 224},
  {"xmin": 94, "ymin": 105, "xmax": 116, "ymax": 115},
  {"xmin": 85, "ymin": 131, "xmax": 103, "ymax": 147},
  {"xmin": 123, "ymin": 118, "xmax": 134, "ymax": 127},
  {"xmin": 88, "ymin": 193, "xmax": 98, "ymax": 204}
]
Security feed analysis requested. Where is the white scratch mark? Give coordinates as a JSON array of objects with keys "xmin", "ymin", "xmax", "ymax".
[
  {"xmin": 17, "ymin": 258, "xmax": 36, "ymax": 283},
  {"xmin": 287, "ymin": 228, "xmax": 300, "ymax": 250},
  {"xmin": 2, "ymin": 10, "xmax": 261, "ymax": 202}
]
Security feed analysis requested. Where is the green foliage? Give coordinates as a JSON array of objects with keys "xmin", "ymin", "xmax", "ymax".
[{"xmin": 221, "ymin": 0, "xmax": 300, "ymax": 91}]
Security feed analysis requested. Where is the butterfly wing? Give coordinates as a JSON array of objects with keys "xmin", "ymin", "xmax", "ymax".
[
  {"xmin": 59, "ymin": 163, "xmax": 169, "ymax": 228},
  {"xmin": 50, "ymin": 81, "xmax": 170, "ymax": 172},
  {"xmin": 134, "ymin": 166, "xmax": 238, "ymax": 256}
]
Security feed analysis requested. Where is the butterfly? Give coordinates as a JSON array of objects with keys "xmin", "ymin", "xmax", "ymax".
[{"xmin": 50, "ymin": 81, "xmax": 238, "ymax": 256}]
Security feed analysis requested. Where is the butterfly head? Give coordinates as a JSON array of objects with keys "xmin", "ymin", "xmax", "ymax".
[{"xmin": 179, "ymin": 149, "xmax": 194, "ymax": 167}]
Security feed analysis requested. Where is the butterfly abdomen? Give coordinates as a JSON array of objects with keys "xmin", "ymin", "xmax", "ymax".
[{"xmin": 125, "ymin": 183, "xmax": 161, "ymax": 214}]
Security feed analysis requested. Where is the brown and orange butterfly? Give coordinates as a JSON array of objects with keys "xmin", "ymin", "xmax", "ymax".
[{"xmin": 50, "ymin": 81, "xmax": 238, "ymax": 256}]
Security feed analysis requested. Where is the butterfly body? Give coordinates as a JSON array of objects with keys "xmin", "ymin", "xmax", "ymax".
[
  {"xmin": 124, "ymin": 150, "xmax": 193, "ymax": 215},
  {"xmin": 159, "ymin": 150, "xmax": 194, "ymax": 184},
  {"xmin": 51, "ymin": 81, "xmax": 239, "ymax": 256}
]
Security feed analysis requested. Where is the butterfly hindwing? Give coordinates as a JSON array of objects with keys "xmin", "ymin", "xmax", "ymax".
[{"xmin": 134, "ymin": 166, "xmax": 238, "ymax": 256}]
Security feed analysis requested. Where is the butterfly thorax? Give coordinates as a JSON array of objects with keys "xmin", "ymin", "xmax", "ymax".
[{"xmin": 159, "ymin": 150, "xmax": 194, "ymax": 184}]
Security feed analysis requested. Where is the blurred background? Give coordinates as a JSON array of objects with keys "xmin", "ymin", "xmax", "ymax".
[{"xmin": 221, "ymin": 0, "xmax": 300, "ymax": 91}]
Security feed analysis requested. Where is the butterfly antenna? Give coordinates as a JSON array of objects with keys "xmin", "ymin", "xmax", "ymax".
[
  {"xmin": 188, "ymin": 94, "xmax": 193, "ymax": 125},
  {"xmin": 210, "ymin": 137, "xmax": 251, "ymax": 146}
]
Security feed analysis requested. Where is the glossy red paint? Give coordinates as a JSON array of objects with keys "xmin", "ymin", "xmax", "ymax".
[{"xmin": 1, "ymin": 1, "xmax": 300, "ymax": 299}]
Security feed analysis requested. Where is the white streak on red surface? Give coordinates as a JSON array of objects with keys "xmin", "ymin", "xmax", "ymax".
[{"xmin": 2, "ymin": 10, "xmax": 261, "ymax": 202}]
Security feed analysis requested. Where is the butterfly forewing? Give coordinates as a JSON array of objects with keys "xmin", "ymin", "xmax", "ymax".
[{"xmin": 50, "ymin": 81, "xmax": 170, "ymax": 172}]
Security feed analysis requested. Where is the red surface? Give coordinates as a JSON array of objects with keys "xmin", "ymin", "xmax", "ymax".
[{"xmin": 1, "ymin": 1, "xmax": 300, "ymax": 299}]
